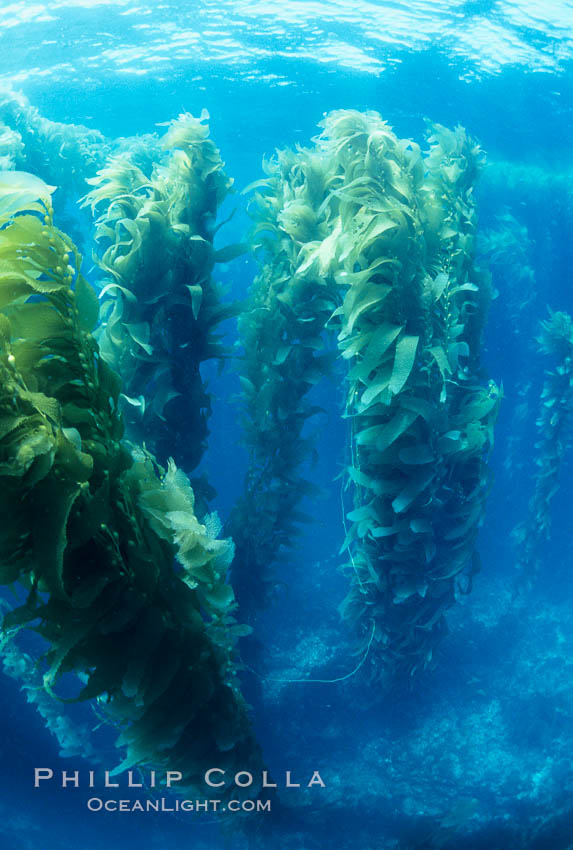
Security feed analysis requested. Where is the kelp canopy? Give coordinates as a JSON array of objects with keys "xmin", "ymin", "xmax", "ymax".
[
  {"xmin": 0, "ymin": 170, "xmax": 262, "ymax": 792},
  {"xmin": 238, "ymin": 110, "xmax": 499, "ymax": 677}
]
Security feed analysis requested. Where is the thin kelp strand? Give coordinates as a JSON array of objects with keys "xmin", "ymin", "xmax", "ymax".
[{"xmin": 243, "ymin": 620, "xmax": 376, "ymax": 685}]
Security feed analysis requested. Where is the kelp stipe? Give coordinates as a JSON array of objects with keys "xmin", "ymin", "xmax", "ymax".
[
  {"xmin": 0, "ymin": 171, "xmax": 263, "ymax": 793},
  {"xmin": 83, "ymin": 111, "xmax": 241, "ymax": 480},
  {"xmin": 513, "ymin": 310, "xmax": 573, "ymax": 587}
]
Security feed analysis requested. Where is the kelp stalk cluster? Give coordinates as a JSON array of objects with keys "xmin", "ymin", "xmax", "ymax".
[
  {"xmin": 229, "ymin": 146, "xmax": 340, "ymax": 609},
  {"xmin": 83, "ymin": 112, "xmax": 240, "ymax": 481},
  {"xmin": 240, "ymin": 110, "xmax": 499, "ymax": 677},
  {"xmin": 0, "ymin": 171, "xmax": 262, "ymax": 792}
]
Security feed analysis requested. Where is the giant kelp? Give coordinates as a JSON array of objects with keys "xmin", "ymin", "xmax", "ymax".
[
  {"xmin": 83, "ymin": 112, "xmax": 239, "ymax": 479},
  {"xmin": 513, "ymin": 310, "xmax": 573, "ymax": 586},
  {"xmin": 0, "ymin": 171, "xmax": 262, "ymax": 791},
  {"xmin": 480, "ymin": 158, "xmax": 573, "ymax": 330},
  {"xmin": 335, "ymin": 114, "xmax": 498, "ymax": 677},
  {"xmin": 0, "ymin": 608, "xmax": 99, "ymax": 762},
  {"xmin": 480, "ymin": 212, "xmax": 535, "ymax": 319},
  {"xmin": 229, "ymin": 145, "xmax": 340, "ymax": 610},
  {"xmin": 479, "ymin": 213, "xmax": 536, "ymax": 484},
  {"xmin": 0, "ymin": 88, "xmax": 108, "ymax": 195},
  {"xmin": 239, "ymin": 111, "xmax": 498, "ymax": 677}
]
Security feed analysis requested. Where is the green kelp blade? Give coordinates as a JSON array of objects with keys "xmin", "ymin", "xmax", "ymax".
[
  {"xmin": 75, "ymin": 275, "xmax": 100, "ymax": 331},
  {"xmin": 33, "ymin": 477, "xmax": 82, "ymax": 599},
  {"xmin": 356, "ymin": 408, "xmax": 418, "ymax": 453},
  {"xmin": 342, "ymin": 281, "xmax": 392, "ymax": 336},
  {"xmin": 214, "ymin": 243, "xmax": 248, "ymax": 263},
  {"xmin": 0, "ymin": 171, "xmax": 56, "ymax": 222},
  {"xmin": 389, "ymin": 334, "xmax": 419, "ymax": 396},
  {"xmin": 358, "ymin": 323, "xmax": 403, "ymax": 378},
  {"xmin": 391, "ymin": 467, "xmax": 435, "ymax": 514}
]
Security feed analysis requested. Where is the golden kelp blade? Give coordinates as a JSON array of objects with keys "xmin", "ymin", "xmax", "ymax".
[{"xmin": 0, "ymin": 171, "xmax": 263, "ymax": 794}]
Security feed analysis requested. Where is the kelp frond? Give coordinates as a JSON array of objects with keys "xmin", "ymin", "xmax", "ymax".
[
  {"xmin": 83, "ymin": 112, "xmax": 238, "ymax": 477},
  {"xmin": 0, "ymin": 171, "xmax": 263, "ymax": 793},
  {"xmin": 234, "ymin": 111, "xmax": 498, "ymax": 679}
]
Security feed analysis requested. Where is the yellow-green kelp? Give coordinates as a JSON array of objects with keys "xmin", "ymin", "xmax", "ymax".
[
  {"xmin": 0, "ymin": 171, "xmax": 262, "ymax": 793},
  {"xmin": 513, "ymin": 310, "xmax": 573, "ymax": 586},
  {"xmin": 83, "ymin": 111, "xmax": 240, "ymax": 478},
  {"xmin": 242, "ymin": 110, "xmax": 499, "ymax": 678}
]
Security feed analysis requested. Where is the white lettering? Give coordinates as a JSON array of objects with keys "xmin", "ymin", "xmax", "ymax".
[
  {"xmin": 308, "ymin": 771, "xmax": 326, "ymax": 788},
  {"xmin": 235, "ymin": 771, "xmax": 253, "ymax": 788},
  {"xmin": 104, "ymin": 772, "xmax": 119, "ymax": 788},
  {"xmin": 205, "ymin": 768, "xmax": 225, "ymax": 788},
  {"xmin": 62, "ymin": 771, "xmax": 79, "ymax": 788},
  {"xmin": 286, "ymin": 771, "xmax": 300, "ymax": 788},
  {"xmin": 127, "ymin": 771, "xmax": 142, "ymax": 788},
  {"xmin": 166, "ymin": 771, "xmax": 182, "ymax": 787},
  {"xmin": 34, "ymin": 768, "xmax": 53, "ymax": 787},
  {"xmin": 262, "ymin": 771, "xmax": 277, "ymax": 788}
]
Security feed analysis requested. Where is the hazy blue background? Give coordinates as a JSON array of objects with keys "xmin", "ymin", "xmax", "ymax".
[{"xmin": 0, "ymin": 1, "xmax": 572, "ymax": 848}]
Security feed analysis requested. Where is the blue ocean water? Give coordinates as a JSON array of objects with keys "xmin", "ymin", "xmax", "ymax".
[{"xmin": 0, "ymin": 1, "xmax": 572, "ymax": 848}]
